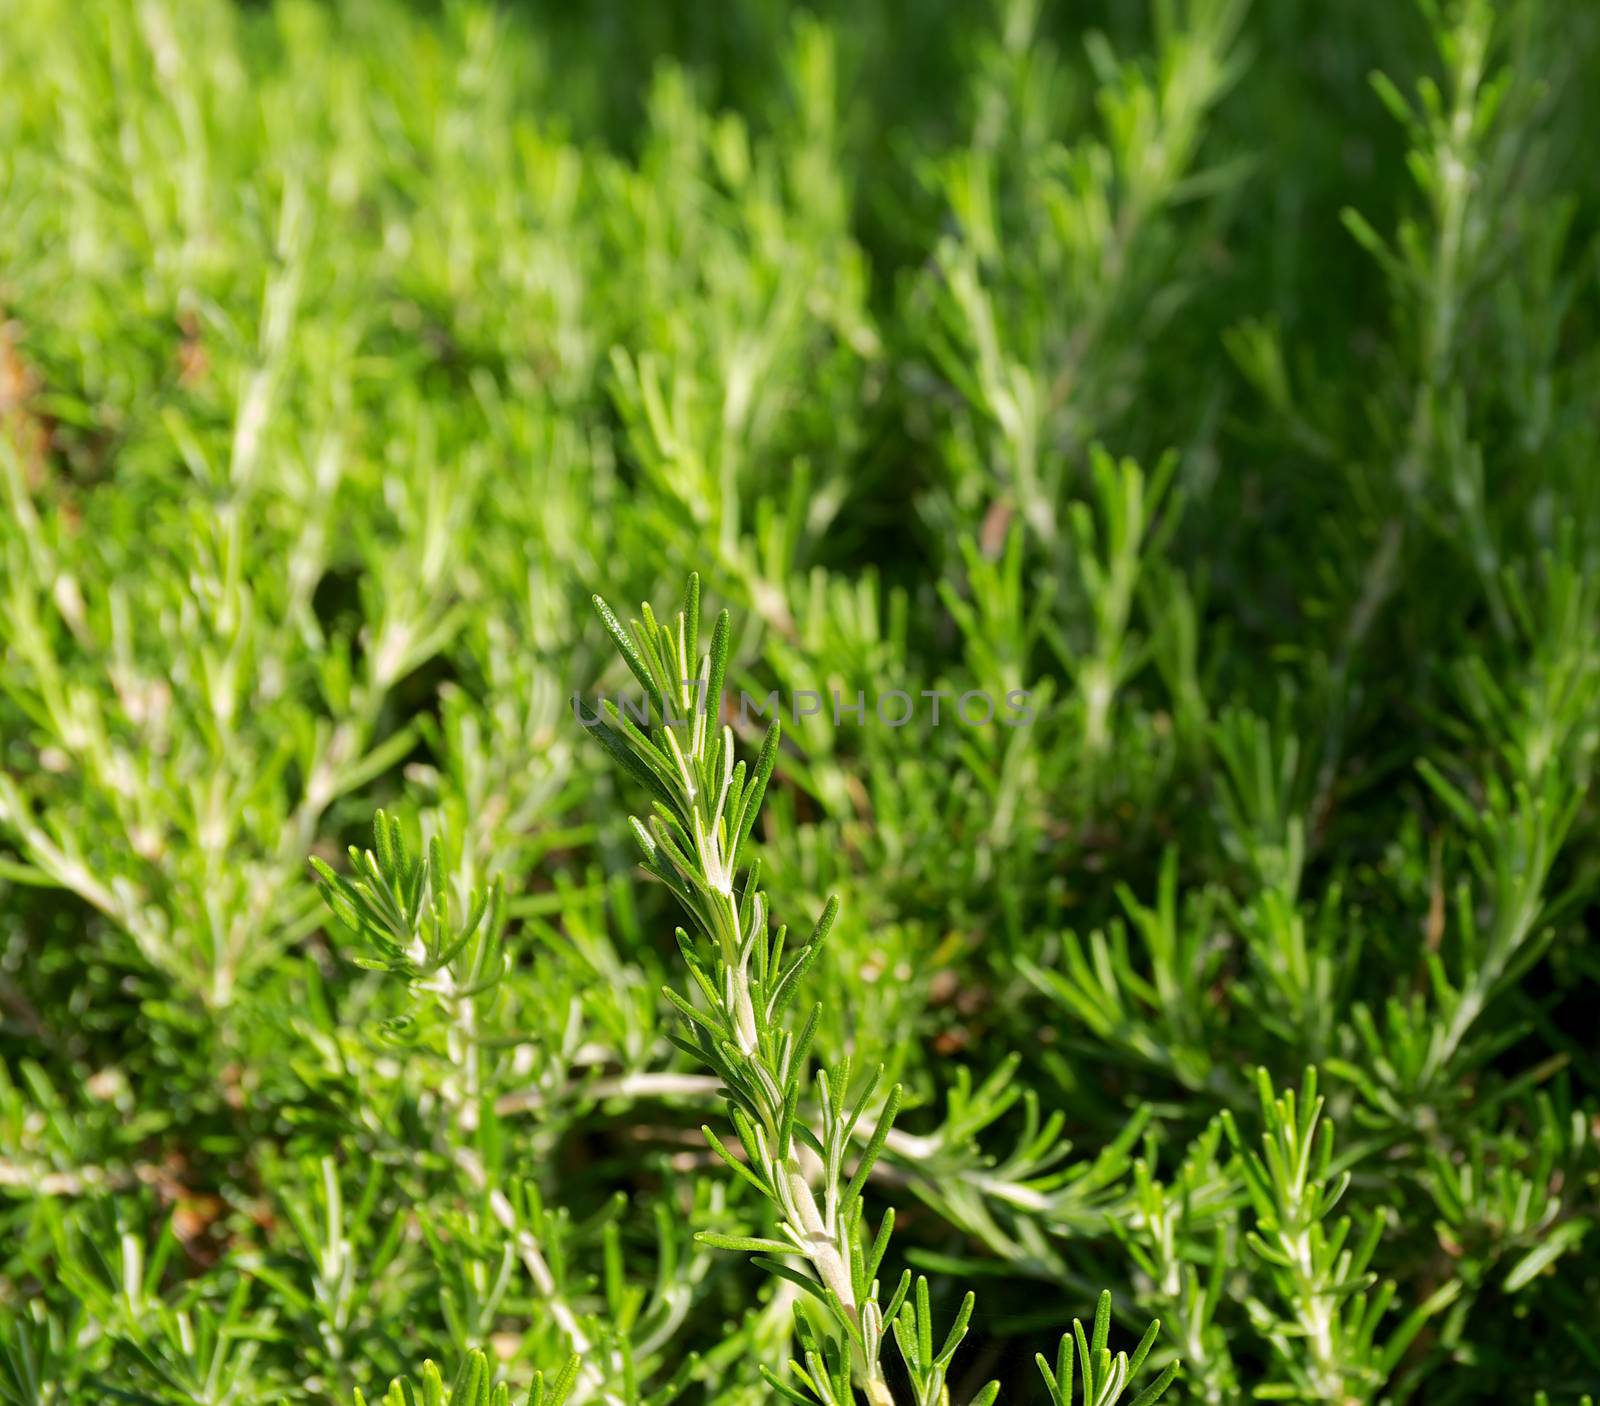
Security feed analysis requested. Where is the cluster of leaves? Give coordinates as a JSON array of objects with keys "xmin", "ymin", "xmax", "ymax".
[{"xmin": 3, "ymin": 0, "xmax": 1600, "ymax": 1401}]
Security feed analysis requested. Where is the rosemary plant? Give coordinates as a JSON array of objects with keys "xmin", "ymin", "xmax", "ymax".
[
  {"xmin": 1, "ymin": 0, "xmax": 1599, "ymax": 1401},
  {"xmin": 582, "ymin": 579, "xmax": 1177, "ymax": 1406}
]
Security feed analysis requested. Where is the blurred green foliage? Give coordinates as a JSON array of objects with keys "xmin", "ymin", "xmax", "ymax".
[{"xmin": 2, "ymin": 0, "xmax": 1599, "ymax": 1400}]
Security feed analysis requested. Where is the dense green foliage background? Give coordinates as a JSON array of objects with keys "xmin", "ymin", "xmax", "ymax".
[{"xmin": 3, "ymin": 0, "xmax": 1599, "ymax": 1401}]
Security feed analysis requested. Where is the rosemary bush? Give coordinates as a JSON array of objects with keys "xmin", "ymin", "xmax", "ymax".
[{"xmin": 2, "ymin": 0, "xmax": 1599, "ymax": 1402}]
